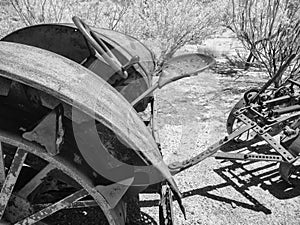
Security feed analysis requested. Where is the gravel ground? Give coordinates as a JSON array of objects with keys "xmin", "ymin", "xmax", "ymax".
[
  {"xmin": 140, "ymin": 66, "xmax": 300, "ymax": 225},
  {"xmin": 1, "ymin": 15, "xmax": 298, "ymax": 223}
]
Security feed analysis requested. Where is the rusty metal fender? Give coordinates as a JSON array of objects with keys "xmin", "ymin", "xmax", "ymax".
[{"xmin": 0, "ymin": 42, "xmax": 180, "ymax": 196}]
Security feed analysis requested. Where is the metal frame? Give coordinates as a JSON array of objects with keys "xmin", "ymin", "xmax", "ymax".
[{"xmin": 0, "ymin": 129, "xmax": 124, "ymax": 225}]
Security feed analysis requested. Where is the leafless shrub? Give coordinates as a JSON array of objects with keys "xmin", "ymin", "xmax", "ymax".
[
  {"xmin": 7, "ymin": 0, "xmax": 128, "ymax": 28},
  {"xmin": 227, "ymin": 0, "xmax": 300, "ymax": 85},
  {"xmin": 72, "ymin": 0, "xmax": 130, "ymax": 29},
  {"xmin": 9, "ymin": 0, "xmax": 73, "ymax": 25},
  {"xmin": 118, "ymin": 0, "xmax": 226, "ymax": 67},
  {"xmin": 5, "ymin": 0, "xmax": 226, "ymax": 69}
]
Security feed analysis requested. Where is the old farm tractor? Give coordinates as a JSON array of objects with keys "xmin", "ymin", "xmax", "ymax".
[{"xmin": 0, "ymin": 16, "xmax": 299, "ymax": 224}]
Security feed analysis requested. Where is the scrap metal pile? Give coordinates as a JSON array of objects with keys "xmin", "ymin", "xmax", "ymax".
[{"xmin": 0, "ymin": 16, "xmax": 298, "ymax": 225}]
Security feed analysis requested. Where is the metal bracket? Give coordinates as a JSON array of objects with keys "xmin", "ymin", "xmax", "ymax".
[
  {"xmin": 95, "ymin": 177, "xmax": 134, "ymax": 209},
  {"xmin": 23, "ymin": 104, "xmax": 64, "ymax": 156},
  {"xmin": 168, "ymin": 109, "xmax": 299, "ymax": 175},
  {"xmin": 236, "ymin": 113, "xmax": 296, "ymax": 163},
  {"xmin": 215, "ymin": 152, "xmax": 283, "ymax": 162},
  {"xmin": 168, "ymin": 123, "xmax": 255, "ymax": 175}
]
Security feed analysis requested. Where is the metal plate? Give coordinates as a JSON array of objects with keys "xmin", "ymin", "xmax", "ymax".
[{"xmin": 159, "ymin": 53, "xmax": 215, "ymax": 87}]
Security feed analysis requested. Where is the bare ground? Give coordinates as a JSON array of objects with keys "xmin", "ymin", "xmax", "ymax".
[
  {"xmin": 140, "ymin": 60, "xmax": 300, "ymax": 224},
  {"xmin": 0, "ymin": 12, "xmax": 299, "ymax": 223}
]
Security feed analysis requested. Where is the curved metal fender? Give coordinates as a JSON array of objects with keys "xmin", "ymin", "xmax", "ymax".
[{"xmin": 0, "ymin": 42, "xmax": 180, "ymax": 197}]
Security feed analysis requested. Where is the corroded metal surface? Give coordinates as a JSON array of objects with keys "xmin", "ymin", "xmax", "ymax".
[
  {"xmin": 15, "ymin": 189, "xmax": 89, "ymax": 225},
  {"xmin": 159, "ymin": 53, "xmax": 216, "ymax": 87},
  {"xmin": 17, "ymin": 164, "xmax": 55, "ymax": 199},
  {"xmin": 2, "ymin": 24, "xmax": 153, "ymax": 112},
  {"xmin": 1, "ymin": 23, "xmax": 154, "ymax": 86},
  {"xmin": 95, "ymin": 177, "xmax": 134, "ymax": 208},
  {"xmin": 159, "ymin": 184, "xmax": 174, "ymax": 225},
  {"xmin": 0, "ymin": 128, "xmax": 121, "ymax": 225},
  {"xmin": 279, "ymin": 162, "xmax": 294, "ymax": 184},
  {"xmin": 168, "ymin": 122, "xmax": 255, "ymax": 176},
  {"xmin": 0, "ymin": 148, "xmax": 27, "ymax": 219},
  {"xmin": 23, "ymin": 104, "xmax": 64, "ymax": 156},
  {"xmin": 0, "ymin": 41, "xmax": 178, "ymax": 194},
  {"xmin": 0, "ymin": 143, "xmax": 5, "ymax": 185},
  {"xmin": 94, "ymin": 27, "xmax": 155, "ymax": 84},
  {"xmin": 2, "ymin": 24, "xmax": 90, "ymax": 64}
]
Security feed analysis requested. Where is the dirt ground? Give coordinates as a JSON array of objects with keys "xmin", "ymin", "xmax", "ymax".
[
  {"xmin": 0, "ymin": 11, "xmax": 299, "ymax": 223},
  {"xmin": 140, "ymin": 36, "xmax": 300, "ymax": 225}
]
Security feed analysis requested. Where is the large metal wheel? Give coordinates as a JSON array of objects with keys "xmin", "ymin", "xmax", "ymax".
[
  {"xmin": 226, "ymin": 89, "xmax": 259, "ymax": 142},
  {"xmin": 0, "ymin": 126, "xmax": 124, "ymax": 225},
  {"xmin": 0, "ymin": 79, "xmax": 125, "ymax": 225}
]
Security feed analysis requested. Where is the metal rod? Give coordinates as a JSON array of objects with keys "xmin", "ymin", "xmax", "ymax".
[
  {"xmin": 273, "ymin": 105, "xmax": 300, "ymax": 116},
  {"xmin": 252, "ymin": 54, "xmax": 296, "ymax": 102},
  {"xmin": 131, "ymin": 82, "xmax": 159, "ymax": 107}
]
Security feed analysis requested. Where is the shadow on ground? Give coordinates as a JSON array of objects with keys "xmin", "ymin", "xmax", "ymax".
[
  {"xmin": 140, "ymin": 154, "xmax": 300, "ymax": 216},
  {"xmin": 181, "ymin": 158, "xmax": 300, "ymax": 215},
  {"xmin": 129, "ymin": 212, "xmax": 158, "ymax": 225}
]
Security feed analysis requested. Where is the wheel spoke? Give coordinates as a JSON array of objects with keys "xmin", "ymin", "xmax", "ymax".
[
  {"xmin": 0, "ymin": 148, "xmax": 27, "ymax": 219},
  {"xmin": 35, "ymin": 200, "xmax": 98, "ymax": 210},
  {"xmin": 17, "ymin": 164, "xmax": 55, "ymax": 199},
  {"xmin": 0, "ymin": 142, "xmax": 5, "ymax": 186},
  {"xmin": 15, "ymin": 189, "xmax": 89, "ymax": 225},
  {"xmin": 0, "ymin": 130, "xmax": 120, "ymax": 224}
]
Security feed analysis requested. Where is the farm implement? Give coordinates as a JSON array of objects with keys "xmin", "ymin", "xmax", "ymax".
[{"xmin": 0, "ymin": 16, "xmax": 298, "ymax": 224}]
